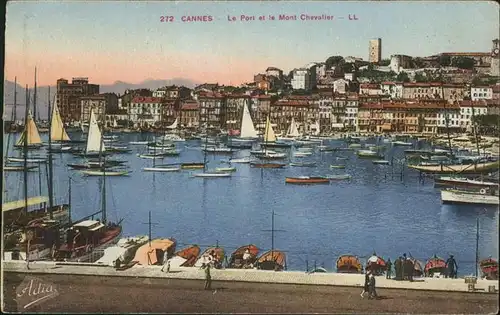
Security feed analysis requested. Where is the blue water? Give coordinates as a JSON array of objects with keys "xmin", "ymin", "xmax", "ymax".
[{"xmin": 3, "ymin": 132, "xmax": 499, "ymax": 275}]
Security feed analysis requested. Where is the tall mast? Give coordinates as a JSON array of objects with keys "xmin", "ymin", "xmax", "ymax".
[
  {"xmin": 99, "ymin": 115, "xmax": 107, "ymax": 224},
  {"xmin": 13, "ymin": 77, "xmax": 17, "ymax": 122},
  {"xmin": 48, "ymin": 86, "xmax": 54, "ymax": 219},
  {"xmin": 23, "ymin": 86, "xmax": 29, "ymax": 214},
  {"xmin": 33, "ymin": 67, "xmax": 37, "ymax": 122},
  {"xmin": 5, "ymin": 77, "xmax": 17, "ymax": 162},
  {"xmin": 475, "ymin": 217, "xmax": 479, "ymax": 278},
  {"xmin": 444, "ymin": 102, "xmax": 452, "ymax": 156}
]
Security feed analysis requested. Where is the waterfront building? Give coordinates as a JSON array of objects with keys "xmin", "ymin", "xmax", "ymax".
[
  {"xmin": 198, "ymin": 91, "xmax": 225, "ymax": 129},
  {"xmin": 101, "ymin": 93, "xmax": 119, "ymax": 114},
  {"xmin": 56, "ymin": 77, "xmax": 99, "ymax": 123},
  {"xmin": 442, "ymin": 84, "xmax": 468, "ymax": 104},
  {"xmin": 251, "ymin": 95, "xmax": 272, "ymax": 130},
  {"xmin": 161, "ymin": 99, "xmax": 180, "ymax": 127},
  {"xmin": 359, "ymin": 83, "xmax": 383, "ymax": 96},
  {"xmin": 369, "ymin": 38, "xmax": 382, "ymax": 64},
  {"xmin": 436, "ymin": 103, "xmax": 462, "ymax": 133},
  {"xmin": 314, "ymin": 90, "xmax": 333, "ymax": 133},
  {"xmin": 380, "ymin": 82, "xmax": 404, "ymax": 99},
  {"xmin": 331, "ymin": 94, "xmax": 347, "ymax": 130},
  {"xmin": 129, "ymin": 96, "xmax": 163, "ymax": 128},
  {"xmin": 343, "ymin": 93, "xmax": 360, "ymax": 131},
  {"xmin": 402, "ymin": 82, "xmax": 443, "ymax": 100},
  {"xmin": 471, "ymin": 86, "xmax": 494, "ymax": 101},
  {"xmin": 271, "ymin": 97, "xmax": 312, "ymax": 134},
  {"xmin": 80, "ymin": 95, "xmax": 107, "ymax": 124},
  {"xmin": 180, "ymin": 100, "xmax": 200, "ymax": 128},
  {"xmin": 458, "ymin": 100, "xmax": 489, "ymax": 131}
]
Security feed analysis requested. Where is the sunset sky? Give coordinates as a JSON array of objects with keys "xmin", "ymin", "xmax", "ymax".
[{"xmin": 4, "ymin": 1, "xmax": 499, "ymax": 87}]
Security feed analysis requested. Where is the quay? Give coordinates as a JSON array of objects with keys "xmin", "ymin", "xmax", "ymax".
[{"xmin": 3, "ymin": 261, "xmax": 498, "ymax": 314}]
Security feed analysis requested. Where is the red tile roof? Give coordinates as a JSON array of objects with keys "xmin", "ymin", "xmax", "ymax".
[
  {"xmin": 360, "ymin": 83, "xmax": 380, "ymax": 89},
  {"xmin": 131, "ymin": 97, "xmax": 163, "ymax": 103},
  {"xmin": 359, "ymin": 102, "xmax": 460, "ymax": 110},
  {"xmin": 273, "ymin": 100, "xmax": 310, "ymax": 107},
  {"xmin": 181, "ymin": 103, "xmax": 199, "ymax": 110},
  {"xmin": 403, "ymin": 82, "xmax": 443, "ymax": 87},
  {"xmin": 459, "ymin": 100, "xmax": 490, "ymax": 107}
]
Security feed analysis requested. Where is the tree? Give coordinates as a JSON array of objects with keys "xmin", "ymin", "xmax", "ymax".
[
  {"xmin": 414, "ymin": 72, "xmax": 428, "ymax": 83},
  {"xmin": 451, "ymin": 57, "xmax": 475, "ymax": 70},
  {"xmin": 325, "ymin": 56, "xmax": 344, "ymax": 69},
  {"xmin": 379, "ymin": 59, "xmax": 391, "ymax": 66},
  {"xmin": 439, "ymin": 55, "xmax": 451, "ymax": 67},
  {"xmin": 396, "ymin": 72, "xmax": 410, "ymax": 82},
  {"xmin": 412, "ymin": 57, "xmax": 425, "ymax": 69}
]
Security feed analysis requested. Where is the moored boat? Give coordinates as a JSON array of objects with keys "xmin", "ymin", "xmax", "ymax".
[
  {"xmin": 215, "ymin": 167, "xmax": 237, "ymax": 172},
  {"xmin": 480, "ymin": 257, "xmax": 498, "ymax": 280},
  {"xmin": 285, "ymin": 176, "xmax": 330, "ymax": 184},
  {"xmin": 326, "ymin": 174, "xmax": 352, "ymax": 180},
  {"xmin": 250, "ymin": 162, "xmax": 287, "ymax": 168},
  {"xmin": 289, "ymin": 162, "xmax": 317, "ymax": 167},
  {"xmin": 372, "ymin": 160, "xmax": 390, "ymax": 165},
  {"xmin": 434, "ymin": 176, "xmax": 499, "ymax": 189},
  {"xmin": 424, "ymin": 255, "xmax": 447, "ymax": 277},
  {"xmin": 80, "ymin": 169, "xmax": 131, "ymax": 176},
  {"xmin": 366, "ymin": 253, "xmax": 387, "ymax": 276},
  {"xmin": 193, "ymin": 172, "xmax": 232, "ymax": 178},
  {"xmin": 441, "ymin": 188, "xmax": 499, "ymax": 205},
  {"xmin": 357, "ymin": 150, "xmax": 383, "ymax": 159},
  {"xmin": 408, "ymin": 161, "xmax": 499, "ymax": 174},
  {"xmin": 256, "ymin": 250, "xmax": 286, "ymax": 271},
  {"xmin": 330, "ymin": 164, "xmax": 345, "ymax": 169},
  {"xmin": 336, "ymin": 254, "xmax": 363, "ymax": 273},
  {"xmin": 229, "ymin": 157, "xmax": 253, "ymax": 163},
  {"xmin": 181, "ymin": 162, "xmax": 205, "ymax": 169},
  {"xmin": 142, "ymin": 167, "xmax": 180, "ymax": 172},
  {"xmin": 132, "ymin": 238, "xmax": 177, "ymax": 266},
  {"xmin": 169, "ymin": 245, "xmax": 201, "ymax": 268},
  {"xmin": 392, "ymin": 141, "xmax": 413, "ymax": 146},
  {"xmin": 194, "ymin": 247, "xmax": 225, "ymax": 269},
  {"xmin": 95, "ymin": 235, "xmax": 149, "ymax": 266},
  {"xmin": 228, "ymin": 244, "xmax": 259, "ymax": 269}
]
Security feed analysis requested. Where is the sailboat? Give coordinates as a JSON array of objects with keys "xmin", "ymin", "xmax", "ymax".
[
  {"xmin": 251, "ymin": 116, "xmax": 287, "ymax": 168},
  {"xmin": 163, "ymin": 118, "xmax": 186, "ymax": 142},
  {"xmin": 259, "ymin": 116, "xmax": 292, "ymax": 149},
  {"xmin": 14, "ymin": 111, "xmax": 43, "ymax": 149},
  {"xmin": 277, "ymin": 118, "xmax": 300, "ymax": 142},
  {"xmin": 142, "ymin": 131, "xmax": 181, "ymax": 172},
  {"xmin": 231, "ymin": 103, "xmax": 258, "ymax": 145},
  {"xmin": 50, "ymin": 99, "xmax": 72, "ymax": 143}
]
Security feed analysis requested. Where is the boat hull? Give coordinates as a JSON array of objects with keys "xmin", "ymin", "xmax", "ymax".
[
  {"xmin": 285, "ymin": 177, "xmax": 330, "ymax": 184},
  {"xmin": 441, "ymin": 190, "xmax": 499, "ymax": 205},
  {"xmin": 409, "ymin": 161, "xmax": 499, "ymax": 174},
  {"xmin": 142, "ymin": 167, "xmax": 180, "ymax": 172},
  {"xmin": 434, "ymin": 177, "xmax": 499, "ymax": 189},
  {"xmin": 80, "ymin": 170, "xmax": 130, "ymax": 176},
  {"xmin": 250, "ymin": 163, "xmax": 286, "ymax": 168}
]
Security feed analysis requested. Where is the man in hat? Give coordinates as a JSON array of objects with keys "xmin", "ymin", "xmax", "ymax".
[{"xmin": 446, "ymin": 255, "xmax": 458, "ymax": 279}]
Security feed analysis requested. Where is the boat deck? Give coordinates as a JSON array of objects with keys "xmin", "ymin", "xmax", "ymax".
[{"xmin": 4, "ymin": 260, "xmax": 498, "ymax": 293}]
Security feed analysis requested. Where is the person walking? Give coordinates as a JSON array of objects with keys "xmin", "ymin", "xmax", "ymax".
[
  {"xmin": 386, "ymin": 258, "xmax": 392, "ymax": 279},
  {"xmin": 369, "ymin": 273, "xmax": 378, "ymax": 299},
  {"xmin": 360, "ymin": 271, "xmax": 370, "ymax": 298},
  {"xmin": 161, "ymin": 259, "xmax": 171, "ymax": 273},
  {"xmin": 402, "ymin": 253, "xmax": 407, "ymax": 280},
  {"xmin": 395, "ymin": 257, "xmax": 402, "ymax": 280},
  {"xmin": 201, "ymin": 263, "xmax": 212, "ymax": 290},
  {"xmin": 446, "ymin": 255, "xmax": 458, "ymax": 279}
]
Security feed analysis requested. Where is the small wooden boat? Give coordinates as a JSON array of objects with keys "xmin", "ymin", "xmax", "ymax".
[
  {"xmin": 327, "ymin": 174, "xmax": 351, "ymax": 180},
  {"xmin": 392, "ymin": 141, "xmax": 413, "ymax": 146},
  {"xmin": 366, "ymin": 253, "xmax": 387, "ymax": 276},
  {"xmin": 408, "ymin": 161, "xmax": 499, "ymax": 174},
  {"xmin": 129, "ymin": 141, "xmax": 149, "ymax": 145},
  {"xmin": 336, "ymin": 255, "xmax": 363, "ymax": 273},
  {"xmin": 479, "ymin": 257, "xmax": 498, "ymax": 280},
  {"xmin": 137, "ymin": 154, "xmax": 166, "ymax": 159},
  {"xmin": 142, "ymin": 167, "xmax": 180, "ymax": 172},
  {"xmin": 132, "ymin": 238, "xmax": 177, "ymax": 266},
  {"xmin": 285, "ymin": 176, "xmax": 330, "ymax": 184},
  {"xmin": 357, "ymin": 150, "xmax": 383, "ymax": 158},
  {"xmin": 336, "ymin": 157, "xmax": 348, "ymax": 160},
  {"xmin": 319, "ymin": 147, "xmax": 335, "ymax": 152},
  {"xmin": 95, "ymin": 235, "xmax": 149, "ymax": 266},
  {"xmin": 80, "ymin": 170, "xmax": 130, "ymax": 176},
  {"xmin": 434, "ymin": 176, "xmax": 499, "ymax": 189},
  {"xmin": 202, "ymin": 147, "xmax": 235, "ymax": 154},
  {"xmin": 181, "ymin": 163, "xmax": 205, "ymax": 169},
  {"xmin": 169, "ymin": 245, "xmax": 201, "ymax": 267},
  {"xmin": 424, "ymin": 255, "xmax": 447, "ymax": 277},
  {"xmin": 193, "ymin": 172, "xmax": 232, "ymax": 178},
  {"xmin": 293, "ymin": 152, "xmax": 312, "ymax": 157},
  {"xmin": 4, "ymin": 165, "xmax": 38, "ymax": 172},
  {"xmin": 250, "ymin": 163, "xmax": 286, "ymax": 168},
  {"xmin": 259, "ymin": 152, "xmax": 288, "ymax": 160},
  {"xmin": 216, "ymin": 167, "xmax": 237, "ymax": 172},
  {"xmin": 194, "ymin": 247, "xmax": 225, "ymax": 269},
  {"xmin": 289, "ymin": 162, "xmax": 317, "ymax": 167},
  {"xmin": 228, "ymin": 244, "xmax": 259, "ymax": 269},
  {"xmin": 330, "ymin": 164, "xmax": 345, "ymax": 169},
  {"xmin": 256, "ymin": 250, "xmax": 286, "ymax": 271},
  {"xmin": 373, "ymin": 160, "xmax": 390, "ymax": 165},
  {"xmin": 8, "ymin": 157, "xmax": 47, "ymax": 163}
]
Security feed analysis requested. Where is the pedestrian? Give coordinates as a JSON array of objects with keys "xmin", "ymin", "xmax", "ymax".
[
  {"xmin": 446, "ymin": 255, "xmax": 458, "ymax": 279},
  {"xmin": 407, "ymin": 259, "xmax": 414, "ymax": 282},
  {"xmin": 161, "ymin": 249, "xmax": 170, "ymax": 272},
  {"xmin": 161, "ymin": 259, "xmax": 171, "ymax": 273},
  {"xmin": 368, "ymin": 273, "xmax": 378, "ymax": 299},
  {"xmin": 402, "ymin": 253, "xmax": 407, "ymax": 280},
  {"xmin": 201, "ymin": 263, "xmax": 212, "ymax": 290},
  {"xmin": 386, "ymin": 258, "xmax": 392, "ymax": 279},
  {"xmin": 394, "ymin": 257, "xmax": 402, "ymax": 280},
  {"xmin": 360, "ymin": 271, "xmax": 370, "ymax": 298}
]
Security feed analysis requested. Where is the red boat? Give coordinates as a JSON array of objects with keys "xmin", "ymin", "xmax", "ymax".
[
  {"xmin": 228, "ymin": 244, "xmax": 259, "ymax": 269},
  {"xmin": 174, "ymin": 245, "xmax": 200, "ymax": 267},
  {"xmin": 424, "ymin": 255, "xmax": 447, "ymax": 277},
  {"xmin": 257, "ymin": 250, "xmax": 286, "ymax": 271},
  {"xmin": 480, "ymin": 258, "xmax": 498, "ymax": 280},
  {"xmin": 250, "ymin": 162, "xmax": 287, "ymax": 168},
  {"xmin": 366, "ymin": 252, "xmax": 386, "ymax": 275},
  {"xmin": 55, "ymin": 220, "xmax": 122, "ymax": 262},
  {"xmin": 195, "ymin": 246, "xmax": 225, "ymax": 269},
  {"xmin": 336, "ymin": 254, "xmax": 363, "ymax": 273}
]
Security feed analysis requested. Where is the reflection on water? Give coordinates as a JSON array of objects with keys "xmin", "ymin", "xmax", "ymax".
[{"xmin": 3, "ymin": 132, "xmax": 499, "ymax": 274}]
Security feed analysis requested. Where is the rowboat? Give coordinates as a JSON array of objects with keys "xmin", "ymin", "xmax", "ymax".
[
  {"xmin": 336, "ymin": 157, "xmax": 348, "ymax": 160},
  {"xmin": 357, "ymin": 150, "xmax": 383, "ymax": 158},
  {"xmin": 480, "ymin": 258, "xmax": 498, "ymax": 280},
  {"xmin": 181, "ymin": 163, "xmax": 205, "ymax": 169},
  {"xmin": 289, "ymin": 162, "xmax": 317, "ymax": 167},
  {"xmin": 330, "ymin": 165, "xmax": 345, "ymax": 169},
  {"xmin": 250, "ymin": 163, "xmax": 287, "ymax": 168},
  {"xmin": 366, "ymin": 253, "xmax": 387, "ymax": 276},
  {"xmin": 168, "ymin": 245, "xmax": 201, "ymax": 268},
  {"xmin": 408, "ymin": 161, "xmax": 499, "ymax": 174},
  {"xmin": 129, "ymin": 141, "xmax": 149, "ymax": 145},
  {"xmin": 80, "ymin": 170, "xmax": 131, "ymax": 176},
  {"xmin": 285, "ymin": 176, "xmax": 330, "ymax": 184},
  {"xmin": 8, "ymin": 157, "xmax": 47, "ymax": 163},
  {"xmin": 202, "ymin": 147, "xmax": 235, "ymax": 154},
  {"xmin": 229, "ymin": 157, "xmax": 253, "ymax": 163},
  {"xmin": 194, "ymin": 247, "xmax": 225, "ymax": 269},
  {"xmin": 293, "ymin": 152, "xmax": 312, "ymax": 157},
  {"xmin": 424, "ymin": 255, "xmax": 447, "ymax": 277},
  {"xmin": 319, "ymin": 147, "xmax": 335, "ymax": 152},
  {"xmin": 259, "ymin": 152, "xmax": 287, "ymax": 160},
  {"xmin": 372, "ymin": 160, "xmax": 390, "ymax": 165},
  {"xmin": 326, "ymin": 174, "xmax": 351, "ymax": 180},
  {"xmin": 215, "ymin": 167, "xmax": 237, "ymax": 172},
  {"xmin": 137, "ymin": 154, "xmax": 165, "ymax": 159},
  {"xmin": 228, "ymin": 244, "xmax": 259, "ymax": 269},
  {"xmin": 336, "ymin": 255, "xmax": 363, "ymax": 273},
  {"xmin": 256, "ymin": 250, "xmax": 286, "ymax": 271},
  {"xmin": 434, "ymin": 176, "xmax": 499, "ymax": 189},
  {"xmin": 392, "ymin": 141, "xmax": 413, "ymax": 146},
  {"xmin": 193, "ymin": 172, "xmax": 232, "ymax": 178},
  {"xmin": 4, "ymin": 165, "xmax": 38, "ymax": 172},
  {"xmin": 142, "ymin": 167, "xmax": 180, "ymax": 172}
]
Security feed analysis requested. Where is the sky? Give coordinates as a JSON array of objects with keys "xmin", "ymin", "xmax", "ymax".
[{"xmin": 4, "ymin": 0, "xmax": 499, "ymax": 87}]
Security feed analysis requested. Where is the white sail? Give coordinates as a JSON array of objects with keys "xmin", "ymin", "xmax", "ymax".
[
  {"xmin": 16, "ymin": 110, "xmax": 42, "ymax": 146},
  {"xmin": 240, "ymin": 103, "xmax": 258, "ymax": 138},
  {"xmin": 167, "ymin": 118, "xmax": 178, "ymax": 129},
  {"xmin": 113, "ymin": 118, "xmax": 118, "ymax": 128},
  {"xmin": 311, "ymin": 121, "xmax": 320, "ymax": 136},
  {"xmin": 287, "ymin": 118, "xmax": 300, "ymax": 138},
  {"xmin": 50, "ymin": 101, "xmax": 71, "ymax": 142},
  {"xmin": 264, "ymin": 116, "xmax": 276, "ymax": 143},
  {"xmin": 86, "ymin": 109, "xmax": 106, "ymax": 153}
]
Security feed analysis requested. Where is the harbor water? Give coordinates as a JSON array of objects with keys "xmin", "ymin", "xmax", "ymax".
[{"xmin": 3, "ymin": 132, "xmax": 499, "ymax": 275}]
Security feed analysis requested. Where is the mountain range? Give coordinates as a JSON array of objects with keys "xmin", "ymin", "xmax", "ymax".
[{"xmin": 3, "ymin": 78, "xmax": 201, "ymax": 120}]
